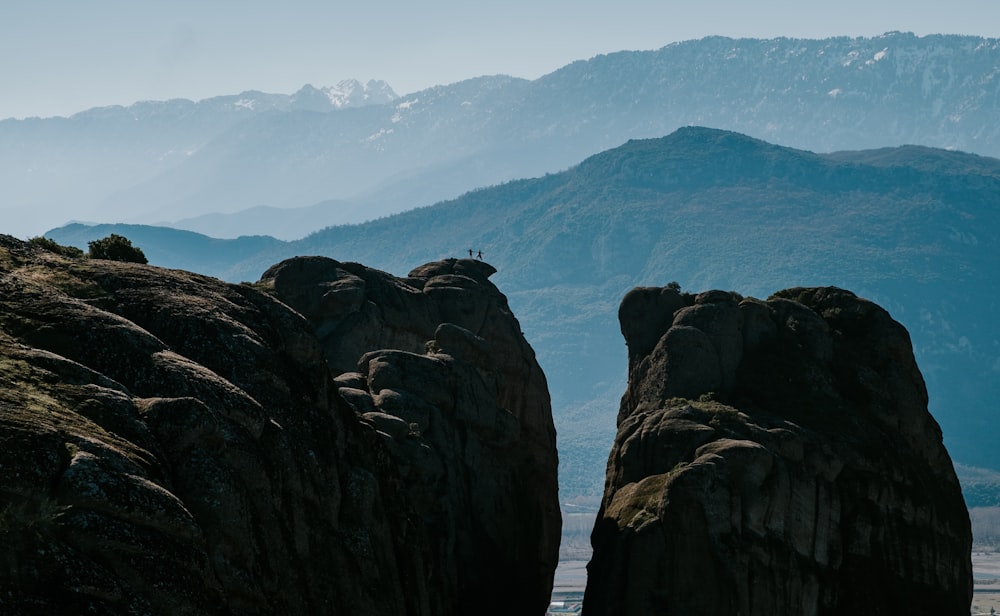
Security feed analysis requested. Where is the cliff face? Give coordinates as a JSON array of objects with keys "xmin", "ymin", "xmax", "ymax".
[
  {"xmin": 0, "ymin": 238, "xmax": 559, "ymax": 615},
  {"xmin": 586, "ymin": 285, "xmax": 972, "ymax": 615}
]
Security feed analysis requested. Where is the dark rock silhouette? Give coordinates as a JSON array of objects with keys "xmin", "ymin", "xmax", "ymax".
[
  {"xmin": 585, "ymin": 285, "xmax": 972, "ymax": 615},
  {"xmin": 0, "ymin": 239, "xmax": 558, "ymax": 615}
]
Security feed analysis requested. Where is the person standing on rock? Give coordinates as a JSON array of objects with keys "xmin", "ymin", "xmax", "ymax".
[{"xmin": 476, "ymin": 250, "xmax": 483, "ymax": 260}]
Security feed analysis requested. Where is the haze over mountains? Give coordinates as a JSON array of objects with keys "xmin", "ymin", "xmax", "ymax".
[
  {"xmin": 49, "ymin": 126, "xmax": 1000, "ymax": 499},
  {"xmin": 5, "ymin": 32, "xmax": 1000, "ymax": 239},
  {"xmin": 0, "ymin": 79, "xmax": 397, "ymax": 238}
]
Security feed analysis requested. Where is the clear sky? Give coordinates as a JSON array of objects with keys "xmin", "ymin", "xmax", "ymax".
[{"xmin": 2, "ymin": 0, "xmax": 998, "ymax": 120}]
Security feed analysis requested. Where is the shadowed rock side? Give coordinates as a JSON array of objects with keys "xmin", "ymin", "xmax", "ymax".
[
  {"xmin": 258, "ymin": 256, "xmax": 561, "ymax": 611},
  {"xmin": 0, "ymin": 237, "xmax": 558, "ymax": 616},
  {"xmin": 585, "ymin": 286, "xmax": 971, "ymax": 616}
]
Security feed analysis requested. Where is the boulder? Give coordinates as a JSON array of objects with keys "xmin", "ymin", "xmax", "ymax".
[
  {"xmin": 266, "ymin": 256, "xmax": 560, "ymax": 614},
  {"xmin": 0, "ymin": 240, "xmax": 558, "ymax": 615},
  {"xmin": 586, "ymin": 285, "xmax": 972, "ymax": 615}
]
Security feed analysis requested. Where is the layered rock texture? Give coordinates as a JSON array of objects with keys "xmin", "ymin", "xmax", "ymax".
[
  {"xmin": 585, "ymin": 286, "xmax": 972, "ymax": 615},
  {"xmin": 0, "ymin": 237, "xmax": 559, "ymax": 615}
]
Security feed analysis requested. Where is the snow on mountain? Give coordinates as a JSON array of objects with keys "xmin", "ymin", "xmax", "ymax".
[
  {"xmin": 322, "ymin": 79, "xmax": 397, "ymax": 108},
  {"xmin": 290, "ymin": 80, "xmax": 398, "ymax": 112},
  {"xmin": 49, "ymin": 80, "xmax": 397, "ymax": 119}
]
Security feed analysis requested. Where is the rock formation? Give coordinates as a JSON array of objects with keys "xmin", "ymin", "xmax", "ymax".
[
  {"xmin": 585, "ymin": 285, "xmax": 972, "ymax": 615},
  {"xmin": 0, "ymin": 237, "xmax": 559, "ymax": 615}
]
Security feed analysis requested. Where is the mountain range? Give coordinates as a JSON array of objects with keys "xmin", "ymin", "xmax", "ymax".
[
  {"xmin": 48, "ymin": 126, "xmax": 1000, "ymax": 500},
  {"xmin": 5, "ymin": 32, "xmax": 1000, "ymax": 240},
  {"xmin": 0, "ymin": 79, "xmax": 396, "ymax": 238}
]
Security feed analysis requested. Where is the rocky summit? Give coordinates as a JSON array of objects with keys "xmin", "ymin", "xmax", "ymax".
[
  {"xmin": 0, "ymin": 237, "xmax": 559, "ymax": 615},
  {"xmin": 585, "ymin": 285, "xmax": 972, "ymax": 615}
]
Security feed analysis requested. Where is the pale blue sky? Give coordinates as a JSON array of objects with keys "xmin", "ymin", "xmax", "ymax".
[{"xmin": 1, "ymin": 0, "xmax": 998, "ymax": 119}]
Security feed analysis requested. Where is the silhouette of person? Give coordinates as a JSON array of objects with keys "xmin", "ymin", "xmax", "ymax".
[
  {"xmin": 468, "ymin": 248, "xmax": 473, "ymax": 257},
  {"xmin": 476, "ymin": 250, "xmax": 483, "ymax": 260}
]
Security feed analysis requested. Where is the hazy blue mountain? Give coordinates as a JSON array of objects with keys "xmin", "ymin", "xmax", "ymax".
[
  {"xmin": 0, "ymin": 79, "xmax": 396, "ymax": 238},
  {"xmin": 168, "ymin": 199, "xmax": 352, "ymax": 240},
  {"xmin": 7, "ymin": 33, "xmax": 1000, "ymax": 241},
  {"xmin": 48, "ymin": 223, "xmax": 285, "ymax": 279},
  {"xmin": 47, "ymin": 127, "xmax": 1000, "ymax": 499},
  {"xmin": 97, "ymin": 75, "xmax": 531, "ymax": 228}
]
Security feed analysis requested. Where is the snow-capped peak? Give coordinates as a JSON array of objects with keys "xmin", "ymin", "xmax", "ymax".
[
  {"xmin": 321, "ymin": 79, "xmax": 398, "ymax": 108},
  {"xmin": 287, "ymin": 80, "xmax": 397, "ymax": 112}
]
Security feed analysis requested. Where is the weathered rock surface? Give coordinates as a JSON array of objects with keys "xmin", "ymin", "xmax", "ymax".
[
  {"xmin": 585, "ymin": 285, "xmax": 972, "ymax": 615},
  {"xmin": 0, "ymin": 238, "xmax": 558, "ymax": 615}
]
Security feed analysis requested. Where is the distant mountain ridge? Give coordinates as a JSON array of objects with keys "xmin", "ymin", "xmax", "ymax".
[
  {"xmin": 0, "ymin": 79, "xmax": 397, "ymax": 237},
  {"xmin": 48, "ymin": 127, "xmax": 1000, "ymax": 499},
  {"xmin": 8, "ymin": 78, "xmax": 397, "ymax": 121},
  {"xmin": 5, "ymin": 32, "xmax": 1000, "ymax": 239},
  {"xmin": 287, "ymin": 79, "xmax": 398, "ymax": 111}
]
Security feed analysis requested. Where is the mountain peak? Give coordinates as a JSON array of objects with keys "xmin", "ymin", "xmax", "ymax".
[
  {"xmin": 322, "ymin": 79, "xmax": 398, "ymax": 108},
  {"xmin": 289, "ymin": 80, "xmax": 397, "ymax": 112},
  {"xmin": 572, "ymin": 126, "xmax": 820, "ymax": 191},
  {"xmin": 656, "ymin": 126, "xmax": 780, "ymax": 153}
]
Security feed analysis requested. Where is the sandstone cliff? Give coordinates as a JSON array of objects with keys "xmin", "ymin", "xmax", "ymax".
[
  {"xmin": 0, "ymin": 237, "xmax": 559, "ymax": 615},
  {"xmin": 585, "ymin": 285, "xmax": 971, "ymax": 615}
]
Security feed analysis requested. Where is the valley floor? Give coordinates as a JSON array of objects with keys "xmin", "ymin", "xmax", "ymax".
[
  {"xmin": 974, "ymin": 551, "xmax": 1000, "ymax": 613},
  {"xmin": 552, "ymin": 560, "xmax": 587, "ymax": 593},
  {"xmin": 553, "ymin": 548, "xmax": 1000, "ymax": 612}
]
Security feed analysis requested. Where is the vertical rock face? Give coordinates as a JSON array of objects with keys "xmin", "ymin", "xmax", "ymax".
[
  {"xmin": 586, "ymin": 285, "xmax": 971, "ymax": 615},
  {"xmin": 0, "ymin": 238, "xmax": 558, "ymax": 615},
  {"xmin": 259, "ymin": 256, "xmax": 561, "ymax": 613}
]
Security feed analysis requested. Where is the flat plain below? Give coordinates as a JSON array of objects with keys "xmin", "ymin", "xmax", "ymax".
[
  {"xmin": 555, "ymin": 534, "xmax": 1000, "ymax": 611},
  {"xmin": 974, "ymin": 551, "xmax": 1000, "ymax": 613}
]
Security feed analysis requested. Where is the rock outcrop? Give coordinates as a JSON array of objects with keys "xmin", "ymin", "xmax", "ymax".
[
  {"xmin": 0, "ymin": 237, "xmax": 559, "ymax": 615},
  {"xmin": 585, "ymin": 285, "xmax": 972, "ymax": 615}
]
